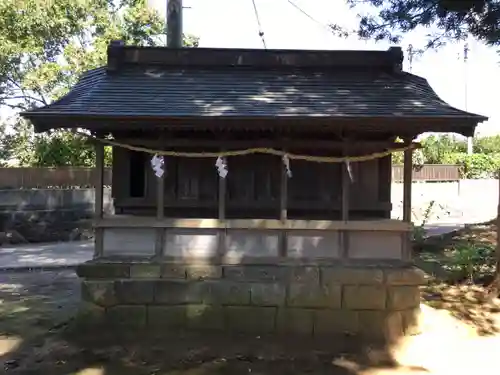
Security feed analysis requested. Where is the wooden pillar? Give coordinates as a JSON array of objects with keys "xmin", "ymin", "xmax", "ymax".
[
  {"xmin": 156, "ymin": 156, "xmax": 165, "ymax": 220},
  {"xmin": 218, "ymin": 156, "xmax": 227, "ymax": 259},
  {"xmin": 154, "ymin": 152, "xmax": 166, "ymax": 257},
  {"xmin": 340, "ymin": 144, "xmax": 351, "ymax": 258},
  {"xmin": 403, "ymin": 145, "xmax": 413, "ymax": 222},
  {"xmin": 218, "ymin": 158, "xmax": 226, "ymax": 222},
  {"xmin": 341, "ymin": 161, "xmax": 350, "ymax": 221},
  {"xmin": 280, "ymin": 154, "xmax": 288, "ymax": 257},
  {"xmin": 94, "ymin": 135, "xmax": 105, "ymax": 258}
]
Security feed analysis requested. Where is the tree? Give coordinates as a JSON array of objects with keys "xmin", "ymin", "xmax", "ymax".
[
  {"xmin": 344, "ymin": 0, "xmax": 500, "ymax": 49},
  {"xmin": 0, "ymin": 0, "xmax": 198, "ymax": 166}
]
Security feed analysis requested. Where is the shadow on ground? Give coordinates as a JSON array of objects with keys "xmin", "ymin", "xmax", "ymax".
[
  {"xmin": 421, "ymin": 282, "xmax": 500, "ymax": 335},
  {"xmin": 414, "ymin": 220, "xmax": 500, "ymax": 336},
  {"xmin": 0, "ymin": 270, "xmax": 429, "ymax": 375}
]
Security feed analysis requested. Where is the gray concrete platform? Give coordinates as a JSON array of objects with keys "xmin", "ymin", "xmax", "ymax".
[{"xmin": 0, "ymin": 223, "xmax": 465, "ymax": 271}]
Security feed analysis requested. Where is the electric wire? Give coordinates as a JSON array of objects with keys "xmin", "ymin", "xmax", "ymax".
[
  {"xmin": 251, "ymin": 0, "xmax": 267, "ymax": 49},
  {"xmin": 286, "ymin": 0, "xmax": 334, "ymax": 35}
]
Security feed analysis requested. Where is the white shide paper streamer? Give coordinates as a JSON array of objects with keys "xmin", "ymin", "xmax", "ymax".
[
  {"xmin": 150, "ymin": 154, "xmax": 165, "ymax": 178},
  {"xmin": 215, "ymin": 156, "xmax": 228, "ymax": 178}
]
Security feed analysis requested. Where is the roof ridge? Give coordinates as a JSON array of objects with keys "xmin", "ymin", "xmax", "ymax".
[{"xmin": 106, "ymin": 41, "xmax": 404, "ymax": 73}]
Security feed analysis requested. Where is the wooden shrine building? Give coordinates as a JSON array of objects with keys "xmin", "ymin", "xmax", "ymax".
[{"xmin": 22, "ymin": 42, "xmax": 487, "ymax": 339}]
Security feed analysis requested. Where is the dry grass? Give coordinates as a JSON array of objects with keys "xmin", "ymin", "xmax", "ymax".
[{"xmin": 421, "ymin": 220, "xmax": 497, "ymax": 253}]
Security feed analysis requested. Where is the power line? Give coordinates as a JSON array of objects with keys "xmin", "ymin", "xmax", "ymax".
[
  {"xmin": 286, "ymin": 0, "xmax": 333, "ymax": 35},
  {"xmin": 251, "ymin": 0, "xmax": 267, "ymax": 49}
]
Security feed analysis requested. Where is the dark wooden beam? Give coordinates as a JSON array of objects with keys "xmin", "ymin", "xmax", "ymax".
[
  {"xmin": 119, "ymin": 138, "xmax": 413, "ymax": 151},
  {"xmin": 218, "ymin": 173, "xmax": 226, "ymax": 221},
  {"xmin": 402, "ymin": 146, "xmax": 413, "ymax": 222},
  {"xmin": 280, "ymin": 151, "xmax": 288, "ymax": 258},
  {"xmin": 341, "ymin": 143, "xmax": 351, "ymax": 222},
  {"xmin": 155, "ymin": 133, "xmax": 166, "ymax": 257},
  {"xmin": 340, "ymin": 142, "xmax": 351, "ymax": 258},
  {"xmin": 217, "ymin": 151, "xmax": 227, "ymax": 260},
  {"xmin": 94, "ymin": 136, "xmax": 105, "ymax": 258}
]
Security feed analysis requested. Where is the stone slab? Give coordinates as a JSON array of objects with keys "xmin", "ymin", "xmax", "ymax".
[
  {"xmin": 164, "ymin": 233, "xmax": 218, "ymax": 258},
  {"xmin": 357, "ymin": 311, "xmax": 403, "ymax": 341},
  {"xmin": 130, "ymin": 264, "xmax": 161, "ymax": 279},
  {"xmin": 287, "ymin": 284, "xmax": 341, "ymax": 308},
  {"xmin": 250, "ymin": 283, "xmax": 286, "ymax": 306},
  {"xmin": 186, "ymin": 305, "xmax": 225, "ymax": 330},
  {"xmin": 103, "ymin": 228, "xmax": 155, "ymax": 256},
  {"xmin": 81, "ymin": 280, "xmax": 117, "ymax": 307},
  {"xmin": 287, "ymin": 233, "xmax": 340, "ymax": 258},
  {"xmin": 225, "ymin": 232, "xmax": 279, "ymax": 258},
  {"xmin": 106, "ymin": 305, "xmax": 147, "ymax": 328},
  {"xmin": 147, "ymin": 305, "xmax": 186, "ymax": 328},
  {"xmin": 154, "ymin": 280, "xmax": 208, "ymax": 304},
  {"xmin": 343, "ymin": 285, "xmax": 387, "ymax": 310},
  {"xmin": 387, "ymin": 286, "xmax": 420, "ymax": 310},
  {"xmin": 115, "ymin": 280, "xmax": 155, "ymax": 304},
  {"xmin": 76, "ymin": 263, "xmax": 130, "ymax": 279},
  {"xmin": 206, "ymin": 280, "xmax": 251, "ymax": 305},
  {"xmin": 161, "ymin": 264, "xmax": 187, "ymax": 279},
  {"xmin": 186, "ymin": 265, "xmax": 222, "ymax": 280},
  {"xmin": 223, "ymin": 265, "xmax": 288, "ymax": 282},
  {"xmin": 348, "ymin": 231, "xmax": 402, "ymax": 260},
  {"xmin": 290, "ymin": 266, "xmax": 320, "ymax": 284},
  {"xmin": 314, "ymin": 310, "xmax": 359, "ymax": 335},
  {"xmin": 276, "ymin": 308, "xmax": 314, "ymax": 335},
  {"xmin": 225, "ymin": 306, "xmax": 277, "ymax": 333},
  {"xmin": 385, "ymin": 267, "xmax": 426, "ymax": 285},
  {"xmin": 322, "ymin": 267, "xmax": 384, "ymax": 285}
]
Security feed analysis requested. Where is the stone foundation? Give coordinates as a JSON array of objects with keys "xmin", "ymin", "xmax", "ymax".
[{"xmin": 77, "ymin": 261, "xmax": 424, "ymax": 341}]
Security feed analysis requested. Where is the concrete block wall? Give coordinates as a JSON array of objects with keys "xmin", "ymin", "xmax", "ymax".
[
  {"xmin": 78, "ymin": 262, "xmax": 424, "ymax": 340},
  {"xmin": 0, "ymin": 189, "xmax": 113, "ymax": 242}
]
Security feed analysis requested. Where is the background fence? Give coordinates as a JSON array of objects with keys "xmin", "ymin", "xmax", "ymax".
[
  {"xmin": 391, "ymin": 164, "xmax": 460, "ymax": 182},
  {"xmin": 0, "ymin": 164, "xmax": 460, "ymax": 189},
  {"xmin": 0, "ymin": 167, "xmax": 113, "ymax": 189}
]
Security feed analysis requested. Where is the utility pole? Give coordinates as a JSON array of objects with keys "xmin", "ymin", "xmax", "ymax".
[
  {"xmin": 464, "ymin": 42, "xmax": 473, "ymax": 155},
  {"xmin": 167, "ymin": 0, "xmax": 183, "ymax": 48},
  {"xmin": 407, "ymin": 44, "xmax": 414, "ymax": 72}
]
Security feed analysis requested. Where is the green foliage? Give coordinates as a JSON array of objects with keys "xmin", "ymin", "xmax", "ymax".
[
  {"xmin": 411, "ymin": 199, "xmax": 451, "ymax": 246},
  {"xmin": 448, "ymin": 243, "xmax": 496, "ymax": 282},
  {"xmin": 344, "ymin": 0, "xmax": 500, "ymax": 48},
  {"xmin": 450, "ymin": 153, "xmax": 500, "ymax": 179},
  {"xmin": 420, "ymin": 135, "xmax": 466, "ymax": 164},
  {"xmin": 474, "ymin": 135, "xmax": 500, "ymax": 154},
  {"xmin": 0, "ymin": 0, "xmax": 198, "ymax": 167},
  {"xmin": 392, "ymin": 134, "xmax": 500, "ymax": 179},
  {"xmin": 1, "ymin": 119, "xmax": 112, "ymax": 167}
]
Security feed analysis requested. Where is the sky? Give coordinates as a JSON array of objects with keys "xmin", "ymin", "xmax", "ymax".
[
  {"xmin": 2, "ymin": 0, "xmax": 498, "ymax": 137},
  {"xmin": 149, "ymin": 0, "xmax": 500, "ymax": 137}
]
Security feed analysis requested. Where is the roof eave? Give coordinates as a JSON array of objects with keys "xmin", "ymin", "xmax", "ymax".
[{"xmin": 22, "ymin": 112, "xmax": 485, "ymax": 137}]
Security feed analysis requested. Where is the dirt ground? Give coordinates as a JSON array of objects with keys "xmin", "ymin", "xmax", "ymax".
[{"xmin": 1, "ymin": 223, "xmax": 500, "ymax": 375}]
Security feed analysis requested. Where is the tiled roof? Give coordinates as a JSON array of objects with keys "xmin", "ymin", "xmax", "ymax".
[
  {"xmin": 22, "ymin": 44, "xmax": 487, "ymax": 133},
  {"xmin": 24, "ymin": 65, "xmax": 484, "ymax": 120}
]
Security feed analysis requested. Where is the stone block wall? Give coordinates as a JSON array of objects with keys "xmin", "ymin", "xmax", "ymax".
[
  {"xmin": 78, "ymin": 261, "xmax": 424, "ymax": 341},
  {"xmin": 0, "ymin": 189, "xmax": 113, "ymax": 243}
]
